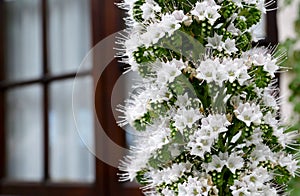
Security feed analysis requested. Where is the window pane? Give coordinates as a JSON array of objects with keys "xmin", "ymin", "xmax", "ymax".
[
  {"xmin": 5, "ymin": 85, "xmax": 44, "ymax": 181},
  {"xmin": 4, "ymin": 0, "xmax": 42, "ymax": 81},
  {"xmin": 48, "ymin": 0, "xmax": 92, "ymax": 74},
  {"xmin": 49, "ymin": 77, "xmax": 94, "ymax": 182}
]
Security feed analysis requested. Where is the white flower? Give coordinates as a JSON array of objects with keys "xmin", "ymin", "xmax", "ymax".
[
  {"xmin": 224, "ymin": 38, "xmax": 238, "ymax": 54},
  {"xmin": 251, "ymin": 52, "xmax": 279, "ymax": 77},
  {"xmin": 242, "ymin": 47, "xmax": 267, "ymax": 66},
  {"xmin": 196, "ymin": 58, "xmax": 227, "ymax": 84},
  {"xmin": 128, "ymin": 57, "xmax": 140, "ymax": 72},
  {"xmin": 120, "ymin": 80, "xmax": 173, "ymax": 126},
  {"xmin": 250, "ymin": 144, "xmax": 273, "ymax": 163},
  {"xmin": 191, "ymin": 1, "xmax": 207, "ymax": 21},
  {"xmin": 246, "ymin": 127, "xmax": 263, "ymax": 146},
  {"xmin": 174, "ymin": 108, "xmax": 202, "ymax": 131},
  {"xmin": 124, "ymin": 94, "xmax": 149, "ymax": 125},
  {"xmin": 236, "ymin": 69, "xmax": 251, "ymax": 85},
  {"xmin": 196, "ymin": 59, "xmax": 217, "ymax": 83},
  {"xmin": 206, "ymin": 0, "xmax": 220, "ymax": 7},
  {"xmin": 200, "ymin": 124, "xmax": 219, "ymax": 140},
  {"xmin": 273, "ymin": 128, "xmax": 299, "ymax": 148},
  {"xmin": 230, "ymin": 167, "xmax": 273, "ymax": 195},
  {"xmin": 276, "ymin": 152, "xmax": 299, "ymax": 177},
  {"xmin": 252, "ymin": 53, "xmax": 267, "ymax": 66},
  {"xmin": 139, "ymin": 13, "xmax": 182, "ymax": 46},
  {"xmin": 160, "ymin": 14, "xmax": 181, "ymax": 36},
  {"xmin": 206, "ymin": 33, "xmax": 225, "ymax": 51},
  {"xmin": 173, "ymin": 115, "xmax": 186, "ymax": 131},
  {"xmin": 201, "ymin": 114, "xmax": 231, "ymax": 134},
  {"xmin": 149, "ymin": 162, "xmax": 192, "ymax": 186},
  {"xmin": 243, "ymin": 0, "xmax": 257, "ymax": 5},
  {"xmin": 119, "ymin": 150, "xmax": 150, "ymax": 181},
  {"xmin": 125, "ymin": 31, "xmax": 143, "ymax": 52},
  {"xmin": 170, "ymin": 59, "xmax": 186, "ymax": 70},
  {"xmin": 205, "ymin": 6, "xmax": 221, "ymax": 25},
  {"xmin": 142, "ymin": 24, "xmax": 165, "ymax": 46},
  {"xmin": 188, "ymin": 114, "xmax": 231, "ymax": 157},
  {"xmin": 226, "ymin": 152, "xmax": 244, "ymax": 173},
  {"xmin": 141, "ymin": 0, "xmax": 161, "ymax": 21},
  {"xmin": 227, "ymin": 22, "xmax": 241, "ymax": 36},
  {"xmin": 214, "ymin": 66, "xmax": 228, "ymax": 86},
  {"xmin": 188, "ymin": 133, "xmax": 214, "ymax": 157},
  {"xmin": 148, "ymin": 83, "xmax": 170, "ymax": 102},
  {"xmin": 182, "ymin": 108, "xmax": 203, "ymax": 128},
  {"xmin": 178, "ymin": 176, "xmax": 214, "ymax": 196},
  {"xmin": 234, "ymin": 102, "xmax": 263, "ymax": 126},
  {"xmin": 262, "ymin": 89, "xmax": 278, "ymax": 109},
  {"xmin": 264, "ymin": 58, "xmax": 279, "ymax": 78},
  {"xmin": 223, "ymin": 59, "xmax": 240, "ymax": 83},
  {"xmin": 231, "ymin": 180, "xmax": 251, "ymax": 196},
  {"xmin": 172, "ymin": 10, "xmax": 188, "ymax": 23},
  {"xmin": 243, "ymin": 167, "xmax": 272, "ymax": 189},
  {"xmin": 222, "ymin": 58, "xmax": 250, "ymax": 85},
  {"xmin": 169, "ymin": 143, "xmax": 182, "ymax": 157},
  {"xmin": 156, "ymin": 61, "xmax": 182, "ymax": 84},
  {"xmin": 206, "ymin": 152, "xmax": 244, "ymax": 173},
  {"xmin": 206, "ymin": 154, "xmax": 226, "ymax": 172},
  {"xmin": 161, "ymin": 188, "xmax": 176, "ymax": 196},
  {"xmin": 119, "ymin": 124, "xmax": 170, "ymax": 181},
  {"xmin": 261, "ymin": 186, "xmax": 278, "ymax": 196},
  {"xmin": 175, "ymin": 93, "xmax": 191, "ymax": 107},
  {"xmin": 231, "ymin": 0, "xmax": 243, "ymax": 7},
  {"xmin": 263, "ymin": 111, "xmax": 277, "ymax": 127}
]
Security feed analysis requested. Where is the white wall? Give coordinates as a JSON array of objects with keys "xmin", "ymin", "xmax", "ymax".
[{"xmin": 278, "ymin": 0, "xmax": 300, "ymax": 123}]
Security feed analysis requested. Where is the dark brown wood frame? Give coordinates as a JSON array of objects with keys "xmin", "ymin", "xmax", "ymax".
[{"xmin": 0, "ymin": 1, "xmax": 6, "ymax": 193}]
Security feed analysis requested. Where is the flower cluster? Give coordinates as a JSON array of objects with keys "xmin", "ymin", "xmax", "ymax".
[
  {"xmin": 117, "ymin": 0, "xmax": 300, "ymax": 195},
  {"xmin": 195, "ymin": 57, "xmax": 250, "ymax": 86}
]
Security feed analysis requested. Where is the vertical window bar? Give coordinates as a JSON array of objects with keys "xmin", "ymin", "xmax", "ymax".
[
  {"xmin": 266, "ymin": 0, "xmax": 278, "ymax": 45},
  {"xmin": 42, "ymin": 0, "xmax": 49, "ymax": 181},
  {"xmin": 266, "ymin": 1, "xmax": 280, "ymax": 91},
  {"xmin": 0, "ymin": 0, "xmax": 6, "ymax": 180}
]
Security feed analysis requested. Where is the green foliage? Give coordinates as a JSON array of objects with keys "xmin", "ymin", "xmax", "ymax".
[
  {"xmin": 274, "ymin": 165, "xmax": 292, "ymax": 185},
  {"xmin": 133, "ymin": 0, "xmax": 146, "ymax": 22},
  {"xmin": 155, "ymin": 0, "xmax": 198, "ymax": 13},
  {"xmin": 136, "ymin": 170, "xmax": 148, "ymax": 185},
  {"xmin": 239, "ymin": 7, "xmax": 261, "ymax": 28},
  {"xmin": 220, "ymin": 0, "xmax": 237, "ymax": 19}
]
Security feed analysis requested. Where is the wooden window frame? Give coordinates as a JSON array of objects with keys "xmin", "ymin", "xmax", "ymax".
[{"xmin": 0, "ymin": 0, "xmax": 96, "ymax": 195}]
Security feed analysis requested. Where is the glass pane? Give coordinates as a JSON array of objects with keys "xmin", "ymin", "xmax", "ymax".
[
  {"xmin": 49, "ymin": 77, "xmax": 94, "ymax": 182},
  {"xmin": 48, "ymin": 0, "xmax": 92, "ymax": 74},
  {"xmin": 4, "ymin": 0, "xmax": 42, "ymax": 81},
  {"xmin": 5, "ymin": 85, "xmax": 44, "ymax": 181}
]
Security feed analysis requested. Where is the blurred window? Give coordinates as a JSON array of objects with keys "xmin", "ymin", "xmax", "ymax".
[{"xmin": 0, "ymin": 0, "xmax": 95, "ymax": 195}]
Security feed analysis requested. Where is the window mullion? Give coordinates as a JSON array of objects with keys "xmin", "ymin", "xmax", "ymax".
[
  {"xmin": 0, "ymin": 0, "xmax": 6, "ymax": 181},
  {"xmin": 266, "ymin": 0, "xmax": 278, "ymax": 45},
  {"xmin": 42, "ymin": 0, "xmax": 50, "ymax": 182}
]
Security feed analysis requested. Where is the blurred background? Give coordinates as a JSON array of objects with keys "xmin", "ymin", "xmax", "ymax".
[{"xmin": 0, "ymin": 0, "xmax": 300, "ymax": 195}]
